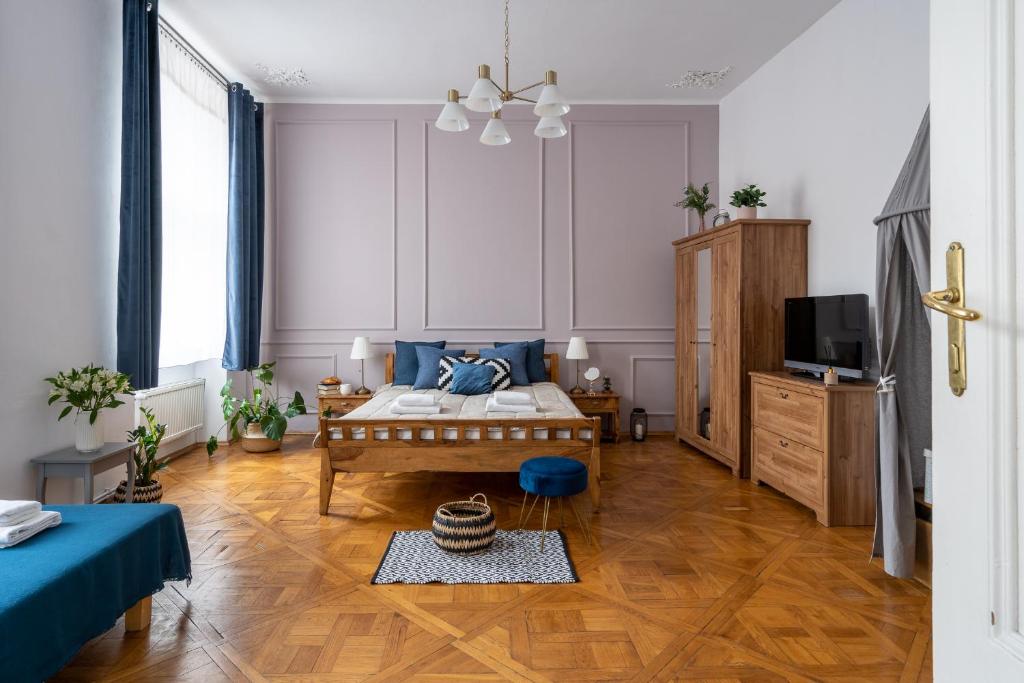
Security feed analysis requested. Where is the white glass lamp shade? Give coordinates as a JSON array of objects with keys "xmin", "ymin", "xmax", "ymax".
[
  {"xmin": 534, "ymin": 116, "xmax": 567, "ymax": 139},
  {"xmin": 435, "ymin": 101, "xmax": 469, "ymax": 132},
  {"xmin": 466, "ymin": 65, "xmax": 503, "ymax": 112},
  {"xmin": 566, "ymin": 336, "xmax": 589, "ymax": 360},
  {"xmin": 533, "ymin": 84, "xmax": 570, "ymax": 117},
  {"xmin": 350, "ymin": 336, "xmax": 371, "ymax": 360},
  {"xmin": 480, "ymin": 114, "xmax": 511, "ymax": 146}
]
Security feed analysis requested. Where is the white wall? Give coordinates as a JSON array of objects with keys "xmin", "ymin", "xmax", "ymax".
[
  {"xmin": 0, "ymin": 0, "xmax": 123, "ymax": 501},
  {"xmin": 719, "ymin": 0, "xmax": 929, "ymax": 356}
]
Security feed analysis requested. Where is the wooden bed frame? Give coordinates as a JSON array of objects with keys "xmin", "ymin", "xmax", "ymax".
[{"xmin": 319, "ymin": 352, "xmax": 601, "ymax": 514}]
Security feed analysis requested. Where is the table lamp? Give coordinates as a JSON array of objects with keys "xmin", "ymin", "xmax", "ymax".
[
  {"xmin": 350, "ymin": 336, "xmax": 372, "ymax": 395},
  {"xmin": 566, "ymin": 336, "xmax": 589, "ymax": 394}
]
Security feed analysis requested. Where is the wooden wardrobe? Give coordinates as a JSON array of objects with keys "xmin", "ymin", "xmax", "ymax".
[{"xmin": 673, "ymin": 219, "xmax": 809, "ymax": 477}]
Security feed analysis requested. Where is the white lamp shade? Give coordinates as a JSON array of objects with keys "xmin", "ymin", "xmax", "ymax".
[
  {"xmin": 566, "ymin": 336, "xmax": 589, "ymax": 360},
  {"xmin": 533, "ymin": 84, "xmax": 570, "ymax": 117},
  {"xmin": 465, "ymin": 77, "xmax": 503, "ymax": 112},
  {"xmin": 534, "ymin": 116, "xmax": 567, "ymax": 139},
  {"xmin": 479, "ymin": 117, "xmax": 511, "ymax": 146},
  {"xmin": 350, "ymin": 336, "xmax": 371, "ymax": 360},
  {"xmin": 434, "ymin": 101, "xmax": 469, "ymax": 132}
]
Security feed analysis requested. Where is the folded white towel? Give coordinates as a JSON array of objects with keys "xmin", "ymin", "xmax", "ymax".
[
  {"xmin": 486, "ymin": 397, "xmax": 537, "ymax": 413},
  {"xmin": 391, "ymin": 404, "xmax": 442, "ymax": 415},
  {"xmin": 492, "ymin": 390, "xmax": 532, "ymax": 405},
  {"xmin": 395, "ymin": 393, "xmax": 437, "ymax": 407},
  {"xmin": 0, "ymin": 500, "xmax": 42, "ymax": 527},
  {"xmin": 0, "ymin": 510, "xmax": 61, "ymax": 549}
]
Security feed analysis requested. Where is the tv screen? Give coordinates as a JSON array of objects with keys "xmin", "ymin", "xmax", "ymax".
[{"xmin": 784, "ymin": 294, "xmax": 870, "ymax": 378}]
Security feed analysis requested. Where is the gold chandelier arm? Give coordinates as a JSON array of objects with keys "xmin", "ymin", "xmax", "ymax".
[
  {"xmin": 511, "ymin": 80, "xmax": 544, "ymax": 95},
  {"xmin": 512, "ymin": 95, "xmax": 537, "ymax": 103}
]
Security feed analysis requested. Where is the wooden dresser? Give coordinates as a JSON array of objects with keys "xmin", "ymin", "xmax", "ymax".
[
  {"xmin": 674, "ymin": 219, "xmax": 809, "ymax": 477},
  {"xmin": 749, "ymin": 371, "xmax": 875, "ymax": 526}
]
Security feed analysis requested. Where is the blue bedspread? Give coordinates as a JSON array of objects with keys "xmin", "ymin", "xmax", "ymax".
[{"xmin": 0, "ymin": 504, "xmax": 191, "ymax": 683}]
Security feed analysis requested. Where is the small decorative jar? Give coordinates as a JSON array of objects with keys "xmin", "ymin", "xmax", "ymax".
[
  {"xmin": 602, "ymin": 376, "xmax": 612, "ymax": 393},
  {"xmin": 630, "ymin": 408, "xmax": 648, "ymax": 442},
  {"xmin": 432, "ymin": 493, "xmax": 496, "ymax": 554},
  {"xmin": 712, "ymin": 209, "xmax": 731, "ymax": 228}
]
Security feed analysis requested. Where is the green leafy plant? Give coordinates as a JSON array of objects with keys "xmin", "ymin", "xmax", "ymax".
[
  {"xmin": 45, "ymin": 365, "xmax": 133, "ymax": 424},
  {"xmin": 674, "ymin": 182, "xmax": 716, "ymax": 228},
  {"xmin": 206, "ymin": 362, "xmax": 306, "ymax": 455},
  {"xmin": 127, "ymin": 406, "xmax": 168, "ymax": 485},
  {"xmin": 729, "ymin": 184, "xmax": 767, "ymax": 208}
]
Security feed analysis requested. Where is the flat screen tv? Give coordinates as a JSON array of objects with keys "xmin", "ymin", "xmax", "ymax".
[{"xmin": 784, "ymin": 294, "xmax": 870, "ymax": 379}]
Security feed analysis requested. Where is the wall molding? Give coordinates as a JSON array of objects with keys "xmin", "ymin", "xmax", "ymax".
[
  {"xmin": 272, "ymin": 118, "xmax": 398, "ymax": 332},
  {"xmin": 421, "ymin": 120, "xmax": 545, "ymax": 331},
  {"xmin": 271, "ymin": 352, "xmax": 338, "ymax": 376},
  {"xmin": 630, "ymin": 355, "xmax": 675, "ymax": 417},
  {"xmin": 261, "ymin": 338, "xmax": 675, "ymax": 346},
  {"xmin": 568, "ymin": 120, "xmax": 689, "ymax": 332}
]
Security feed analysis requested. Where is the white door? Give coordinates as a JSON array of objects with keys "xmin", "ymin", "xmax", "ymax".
[{"xmin": 931, "ymin": 0, "xmax": 1024, "ymax": 679}]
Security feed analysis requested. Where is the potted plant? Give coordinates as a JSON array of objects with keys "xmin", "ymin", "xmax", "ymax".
[
  {"xmin": 115, "ymin": 406, "xmax": 168, "ymax": 503},
  {"xmin": 729, "ymin": 184, "xmax": 767, "ymax": 219},
  {"xmin": 45, "ymin": 365, "xmax": 133, "ymax": 452},
  {"xmin": 206, "ymin": 362, "xmax": 307, "ymax": 455},
  {"xmin": 674, "ymin": 182, "xmax": 716, "ymax": 230}
]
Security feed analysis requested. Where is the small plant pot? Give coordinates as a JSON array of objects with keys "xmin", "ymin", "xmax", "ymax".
[
  {"xmin": 114, "ymin": 480, "xmax": 163, "ymax": 503},
  {"xmin": 242, "ymin": 423, "xmax": 283, "ymax": 453},
  {"xmin": 736, "ymin": 206, "xmax": 758, "ymax": 220}
]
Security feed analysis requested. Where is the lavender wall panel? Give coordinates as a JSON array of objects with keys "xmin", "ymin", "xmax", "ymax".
[{"xmin": 263, "ymin": 104, "xmax": 718, "ymax": 431}]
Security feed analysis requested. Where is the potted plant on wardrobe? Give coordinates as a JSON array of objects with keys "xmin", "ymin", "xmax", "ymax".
[
  {"xmin": 729, "ymin": 184, "xmax": 767, "ymax": 219},
  {"xmin": 45, "ymin": 365, "xmax": 133, "ymax": 452},
  {"xmin": 115, "ymin": 406, "xmax": 167, "ymax": 503},
  {"xmin": 674, "ymin": 182, "xmax": 716, "ymax": 231},
  {"xmin": 206, "ymin": 362, "xmax": 307, "ymax": 455}
]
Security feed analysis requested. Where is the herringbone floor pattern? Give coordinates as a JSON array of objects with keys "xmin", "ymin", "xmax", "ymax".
[{"xmin": 52, "ymin": 435, "xmax": 931, "ymax": 682}]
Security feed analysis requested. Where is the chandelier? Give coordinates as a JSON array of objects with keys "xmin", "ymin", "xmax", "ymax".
[{"xmin": 434, "ymin": 0, "xmax": 569, "ymax": 145}]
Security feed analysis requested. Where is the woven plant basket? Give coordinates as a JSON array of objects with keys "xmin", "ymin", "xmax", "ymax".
[
  {"xmin": 113, "ymin": 480, "xmax": 163, "ymax": 503},
  {"xmin": 432, "ymin": 493, "xmax": 496, "ymax": 555}
]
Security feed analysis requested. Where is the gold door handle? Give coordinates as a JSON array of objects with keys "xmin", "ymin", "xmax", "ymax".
[{"xmin": 921, "ymin": 287, "xmax": 982, "ymax": 321}]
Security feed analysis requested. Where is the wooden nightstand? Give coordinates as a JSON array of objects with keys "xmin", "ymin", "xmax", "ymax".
[
  {"xmin": 312, "ymin": 393, "xmax": 374, "ymax": 447},
  {"xmin": 571, "ymin": 392, "xmax": 621, "ymax": 443}
]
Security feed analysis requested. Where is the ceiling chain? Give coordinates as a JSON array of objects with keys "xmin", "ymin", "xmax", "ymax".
[{"xmin": 504, "ymin": 0, "xmax": 511, "ymax": 88}]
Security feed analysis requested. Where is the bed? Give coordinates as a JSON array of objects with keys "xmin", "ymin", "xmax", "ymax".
[{"xmin": 319, "ymin": 352, "xmax": 601, "ymax": 514}]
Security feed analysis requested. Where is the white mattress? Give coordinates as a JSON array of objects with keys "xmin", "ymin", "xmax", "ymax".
[{"xmin": 327, "ymin": 382, "xmax": 594, "ymax": 441}]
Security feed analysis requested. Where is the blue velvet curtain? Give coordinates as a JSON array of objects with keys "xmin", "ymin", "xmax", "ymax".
[
  {"xmin": 116, "ymin": 0, "xmax": 162, "ymax": 389},
  {"xmin": 222, "ymin": 85, "xmax": 265, "ymax": 371}
]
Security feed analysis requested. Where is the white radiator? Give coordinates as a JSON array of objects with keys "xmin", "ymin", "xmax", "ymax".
[{"xmin": 133, "ymin": 378, "xmax": 205, "ymax": 442}]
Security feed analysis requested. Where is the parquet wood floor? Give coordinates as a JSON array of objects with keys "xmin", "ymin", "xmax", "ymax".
[{"xmin": 52, "ymin": 435, "xmax": 931, "ymax": 682}]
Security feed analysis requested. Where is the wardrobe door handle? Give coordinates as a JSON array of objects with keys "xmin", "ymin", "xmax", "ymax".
[
  {"xmin": 778, "ymin": 439, "xmax": 789, "ymax": 448},
  {"xmin": 778, "ymin": 391, "xmax": 789, "ymax": 400}
]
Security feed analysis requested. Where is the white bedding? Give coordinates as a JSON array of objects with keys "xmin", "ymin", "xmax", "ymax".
[{"xmin": 327, "ymin": 382, "xmax": 594, "ymax": 441}]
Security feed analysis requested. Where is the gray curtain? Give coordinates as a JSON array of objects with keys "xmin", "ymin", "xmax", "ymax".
[
  {"xmin": 116, "ymin": 0, "xmax": 161, "ymax": 389},
  {"xmin": 872, "ymin": 108, "xmax": 931, "ymax": 578}
]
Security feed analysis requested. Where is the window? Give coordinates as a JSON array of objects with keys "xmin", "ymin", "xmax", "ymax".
[{"xmin": 158, "ymin": 28, "xmax": 228, "ymax": 368}]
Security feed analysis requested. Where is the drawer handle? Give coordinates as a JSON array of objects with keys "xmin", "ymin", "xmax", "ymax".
[
  {"xmin": 778, "ymin": 439, "xmax": 789, "ymax": 448},
  {"xmin": 778, "ymin": 391, "xmax": 789, "ymax": 399}
]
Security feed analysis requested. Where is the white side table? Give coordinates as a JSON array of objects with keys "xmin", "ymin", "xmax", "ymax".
[{"xmin": 31, "ymin": 443, "xmax": 135, "ymax": 504}]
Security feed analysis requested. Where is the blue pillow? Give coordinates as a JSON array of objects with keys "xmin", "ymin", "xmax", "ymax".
[
  {"xmin": 481, "ymin": 344, "xmax": 530, "ymax": 386},
  {"xmin": 394, "ymin": 340, "xmax": 445, "ymax": 385},
  {"xmin": 413, "ymin": 346, "xmax": 466, "ymax": 389},
  {"xmin": 450, "ymin": 363, "xmax": 496, "ymax": 395},
  {"xmin": 495, "ymin": 339, "xmax": 546, "ymax": 383}
]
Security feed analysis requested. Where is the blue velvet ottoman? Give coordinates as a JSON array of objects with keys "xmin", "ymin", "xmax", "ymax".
[{"xmin": 517, "ymin": 456, "xmax": 593, "ymax": 550}]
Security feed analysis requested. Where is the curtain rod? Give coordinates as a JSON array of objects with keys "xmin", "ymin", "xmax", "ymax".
[{"xmin": 157, "ymin": 16, "xmax": 230, "ymax": 91}]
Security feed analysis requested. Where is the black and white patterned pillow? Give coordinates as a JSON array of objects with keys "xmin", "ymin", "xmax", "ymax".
[{"xmin": 438, "ymin": 357, "xmax": 512, "ymax": 391}]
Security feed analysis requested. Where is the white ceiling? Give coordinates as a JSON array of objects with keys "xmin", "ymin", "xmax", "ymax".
[{"xmin": 160, "ymin": 0, "xmax": 840, "ymax": 103}]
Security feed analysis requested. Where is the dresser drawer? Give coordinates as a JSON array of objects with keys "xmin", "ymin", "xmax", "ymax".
[
  {"xmin": 751, "ymin": 381, "xmax": 824, "ymax": 450},
  {"xmin": 574, "ymin": 396, "xmax": 617, "ymax": 412},
  {"xmin": 320, "ymin": 397, "xmax": 366, "ymax": 415},
  {"xmin": 752, "ymin": 426, "xmax": 823, "ymax": 508}
]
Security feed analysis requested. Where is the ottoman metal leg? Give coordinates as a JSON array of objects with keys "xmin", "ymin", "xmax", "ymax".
[
  {"xmin": 519, "ymin": 493, "xmax": 541, "ymax": 530},
  {"xmin": 540, "ymin": 497, "xmax": 551, "ymax": 552}
]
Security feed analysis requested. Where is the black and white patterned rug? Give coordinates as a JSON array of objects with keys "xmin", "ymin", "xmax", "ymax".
[{"xmin": 371, "ymin": 530, "xmax": 579, "ymax": 585}]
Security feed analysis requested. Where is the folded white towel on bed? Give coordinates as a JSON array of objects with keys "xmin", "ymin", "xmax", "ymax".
[
  {"xmin": 492, "ymin": 390, "xmax": 532, "ymax": 405},
  {"xmin": 391, "ymin": 404, "xmax": 442, "ymax": 415},
  {"xmin": 486, "ymin": 397, "xmax": 537, "ymax": 413},
  {"xmin": 0, "ymin": 510, "xmax": 61, "ymax": 549},
  {"xmin": 394, "ymin": 393, "xmax": 437, "ymax": 407},
  {"xmin": 0, "ymin": 500, "xmax": 42, "ymax": 527}
]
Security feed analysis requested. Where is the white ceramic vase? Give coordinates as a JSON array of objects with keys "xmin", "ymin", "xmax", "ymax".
[
  {"xmin": 75, "ymin": 412, "xmax": 104, "ymax": 452},
  {"xmin": 736, "ymin": 206, "xmax": 758, "ymax": 220}
]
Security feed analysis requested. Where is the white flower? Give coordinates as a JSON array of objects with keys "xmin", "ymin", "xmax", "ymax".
[
  {"xmin": 91, "ymin": 380, "xmax": 103, "ymax": 393},
  {"xmin": 106, "ymin": 377, "xmax": 118, "ymax": 389},
  {"xmin": 70, "ymin": 380, "xmax": 86, "ymax": 392}
]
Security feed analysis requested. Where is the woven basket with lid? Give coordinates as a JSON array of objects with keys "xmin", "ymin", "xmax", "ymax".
[{"xmin": 432, "ymin": 493, "xmax": 496, "ymax": 554}]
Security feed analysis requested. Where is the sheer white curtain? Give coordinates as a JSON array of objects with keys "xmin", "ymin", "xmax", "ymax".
[{"xmin": 158, "ymin": 30, "xmax": 228, "ymax": 368}]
